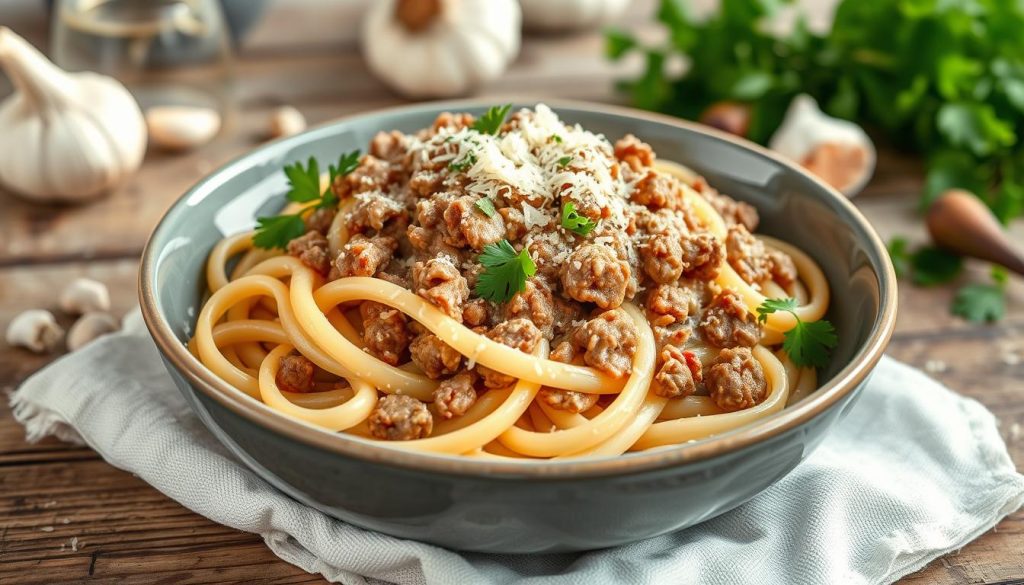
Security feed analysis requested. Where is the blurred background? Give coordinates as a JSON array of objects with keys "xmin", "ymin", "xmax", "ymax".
[{"xmin": 0, "ymin": 0, "xmax": 1021, "ymax": 582}]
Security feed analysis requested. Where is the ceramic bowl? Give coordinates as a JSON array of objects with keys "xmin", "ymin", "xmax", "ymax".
[{"xmin": 140, "ymin": 100, "xmax": 897, "ymax": 553}]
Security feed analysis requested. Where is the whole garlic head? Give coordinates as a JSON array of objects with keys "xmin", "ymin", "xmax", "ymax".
[
  {"xmin": 768, "ymin": 94, "xmax": 876, "ymax": 197},
  {"xmin": 520, "ymin": 0, "xmax": 629, "ymax": 32},
  {"xmin": 0, "ymin": 27, "xmax": 147, "ymax": 202},
  {"xmin": 362, "ymin": 0, "xmax": 521, "ymax": 98}
]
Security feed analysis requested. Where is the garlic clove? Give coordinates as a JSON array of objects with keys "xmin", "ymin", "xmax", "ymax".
[
  {"xmin": 0, "ymin": 27, "xmax": 146, "ymax": 202},
  {"xmin": 768, "ymin": 94, "xmax": 876, "ymax": 197},
  {"xmin": 6, "ymin": 309, "xmax": 64, "ymax": 353},
  {"xmin": 267, "ymin": 105, "xmax": 306, "ymax": 139},
  {"xmin": 66, "ymin": 312, "xmax": 120, "ymax": 352},
  {"xmin": 59, "ymin": 277, "xmax": 111, "ymax": 316},
  {"xmin": 146, "ymin": 106, "xmax": 221, "ymax": 152}
]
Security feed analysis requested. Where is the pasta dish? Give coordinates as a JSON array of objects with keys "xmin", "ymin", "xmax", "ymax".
[{"xmin": 189, "ymin": 104, "xmax": 834, "ymax": 460}]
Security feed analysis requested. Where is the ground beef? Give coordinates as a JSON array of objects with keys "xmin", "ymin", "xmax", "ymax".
[
  {"xmin": 614, "ymin": 134, "xmax": 655, "ymax": 172},
  {"xmin": 359, "ymin": 301, "xmax": 410, "ymax": 366},
  {"xmin": 443, "ymin": 195, "xmax": 505, "ymax": 250},
  {"xmin": 347, "ymin": 191, "xmax": 405, "ymax": 234},
  {"xmin": 706, "ymin": 347, "xmax": 767, "ymax": 411},
  {"xmin": 572, "ymin": 309, "xmax": 638, "ymax": 377},
  {"xmin": 335, "ymin": 234, "xmax": 397, "ymax": 277},
  {"xmin": 462, "ymin": 298, "xmax": 492, "ymax": 327},
  {"xmin": 276, "ymin": 354, "xmax": 314, "ymax": 393},
  {"xmin": 680, "ymin": 231, "xmax": 724, "ymax": 281},
  {"xmin": 645, "ymin": 284, "xmax": 702, "ymax": 327},
  {"xmin": 409, "ymin": 333, "xmax": 462, "ymax": 379},
  {"xmin": 561, "ymin": 244, "xmax": 632, "ymax": 309},
  {"xmin": 287, "ymin": 230, "xmax": 332, "ymax": 275},
  {"xmin": 538, "ymin": 387, "xmax": 598, "ymax": 413},
  {"xmin": 641, "ymin": 234, "xmax": 684, "ymax": 284},
  {"xmin": 726, "ymin": 224, "xmax": 771, "ymax": 285},
  {"xmin": 631, "ymin": 171, "xmax": 681, "ymax": 210},
  {"xmin": 368, "ymin": 394, "xmax": 433, "ymax": 440},
  {"xmin": 412, "ymin": 258, "xmax": 470, "ymax": 321},
  {"xmin": 693, "ymin": 177, "xmax": 759, "ymax": 231},
  {"xmin": 636, "ymin": 207, "xmax": 685, "ymax": 237},
  {"xmin": 432, "ymin": 371, "xmax": 477, "ymax": 419},
  {"xmin": 431, "ymin": 111, "xmax": 474, "ymax": 133},
  {"xmin": 499, "ymin": 207, "xmax": 528, "ymax": 241},
  {"xmin": 504, "ymin": 279, "xmax": 554, "ymax": 335},
  {"xmin": 304, "ymin": 207, "xmax": 336, "ymax": 235},
  {"xmin": 408, "ymin": 170, "xmax": 445, "ymax": 198},
  {"xmin": 370, "ymin": 130, "xmax": 408, "ymax": 164},
  {"xmin": 332, "ymin": 155, "xmax": 398, "ymax": 199},
  {"xmin": 768, "ymin": 249, "xmax": 798, "ymax": 288},
  {"xmin": 699, "ymin": 290, "xmax": 761, "ymax": 348},
  {"xmin": 654, "ymin": 345, "xmax": 702, "ymax": 398},
  {"xmin": 477, "ymin": 319, "xmax": 543, "ymax": 389}
]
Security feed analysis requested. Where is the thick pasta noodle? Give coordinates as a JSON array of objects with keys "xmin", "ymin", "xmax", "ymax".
[{"xmin": 189, "ymin": 105, "xmax": 833, "ymax": 460}]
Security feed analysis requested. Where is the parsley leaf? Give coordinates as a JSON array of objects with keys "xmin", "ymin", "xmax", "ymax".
[
  {"xmin": 887, "ymin": 236, "xmax": 910, "ymax": 279},
  {"xmin": 757, "ymin": 298, "xmax": 838, "ymax": 369},
  {"xmin": 557, "ymin": 156, "xmax": 573, "ymax": 168},
  {"xmin": 472, "ymin": 104, "xmax": 512, "ymax": 136},
  {"xmin": 252, "ymin": 215, "xmax": 306, "ymax": 250},
  {"xmin": 561, "ymin": 202, "xmax": 598, "ymax": 236},
  {"xmin": 474, "ymin": 240, "xmax": 536, "ymax": 303},
  {"xmin": 952, "ymin": 267, "xmax": 1009, "ymax": 323},
  {"xmin": 253, "ymin": 150, "xmax": 360, "ymax": 249},
  {"xmin": 910, "ymin": 246, "xmax": 963, "ymax": 286},
  {"xmin": 475, "ymin": 198, "xmax": 496, "ymax": 217},
  {"xmin": 283, "ymin": 157, "xmax": 322, "ymax": 203}
]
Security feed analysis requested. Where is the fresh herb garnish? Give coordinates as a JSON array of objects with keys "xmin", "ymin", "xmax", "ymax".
[
  {"xmin": 474, "ymin": 239, "xmax": 536, "ymax": 303},
  {"xmin": 550, "ymin": 134, "xmax": 563, "ymax": 143},
  {"xmin": 952, "ymin": 267, "xmax": 1009, "ymax": 323},
  {"xmin": 449, "ymin": 151, "xmax": 477, "ymax": 173},
  {"xmin": 561, "ymin": 202, "xmax": 598, "ymax": 236},
  {"xmin": 475, "ymin": 197, "xmax": 496, "ymax": 218},
  {"xmin": 557, "ymin": 156, "xmax": 573, "ymax": 169},
  {"xmin": 472, "ymin": 104, "xmax": 512, "ymax": 136},
  {"xmin": 887, "ymin": 237, "xmax": 910, "ymax": 279},
  {"xmin": 910, "ymin": 246, "xmax": 963, "ymax": 287},
  {"xmin": 757, "ymin": 298, "xmax": 838, "ymax": 369},
  {"xmin": 252, "ymin": 151, "xmax": 360, "ymax": 249}
]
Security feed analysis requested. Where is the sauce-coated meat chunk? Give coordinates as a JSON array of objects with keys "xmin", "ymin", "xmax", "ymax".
[{"xmin": 706, "ymin": 347, "xmax": 767, "ymax": 411}]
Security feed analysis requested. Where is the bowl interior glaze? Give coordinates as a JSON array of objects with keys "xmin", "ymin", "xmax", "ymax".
[{"xmin": 141, "ymin": 100, "xmax": 896, "ymax": 480}]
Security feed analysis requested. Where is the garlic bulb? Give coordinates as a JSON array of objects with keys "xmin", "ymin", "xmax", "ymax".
[
  {"xmin": 520, "ymin": 0, "xmax": 629, "ymax": 32},
  {"xmin": 362, "ymin": 0, "xmax": 521, "ymax": 98},
  {"xmin": 768, "ymin": 94, "xmax": 876, "ymax": 197},
  {"xmin": 0, "ymin": 27, "xmax": 146, "ymax": 202}
]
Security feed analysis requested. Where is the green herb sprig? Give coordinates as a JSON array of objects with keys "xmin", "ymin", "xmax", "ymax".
[
  {"xmin": 252, "ymin": 151, "xmax": 360, "ymax": 249},
  {"xmin": 472, "ymin": 104, "xmax": 512, "ymax": 136},
  {"xmin": 757, "ymin": 298, "xmax": 838, "ymax": 369},
  {"xmin": 561, "ymin": 202, "xmax": 598, "ymax": 236},
  {"xmin": 474, "ymin": 239, "xmax": 536, "ymax": 303},
  {"xmin": 953, "ymin": 267, "xmax": 1009, "ymax": 323}
]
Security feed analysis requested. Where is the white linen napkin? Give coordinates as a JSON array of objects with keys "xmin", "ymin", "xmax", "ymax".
[{"xmin": 10, "ymin": 309, "xmax": 1024, "ymax": 585}]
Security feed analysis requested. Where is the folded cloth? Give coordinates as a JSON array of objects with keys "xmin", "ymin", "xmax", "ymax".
[{"xmin": 10, "ymin": 309, "xmax": 1024, "ymax": 585}]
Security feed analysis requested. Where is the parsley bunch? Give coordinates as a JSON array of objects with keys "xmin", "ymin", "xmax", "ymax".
[
  {"xmin": 253, "ymin": 151, "xmax": 360, "ymax": 249},
  {"xmin": 756, "ymin": 298, "xmax": 838, "ymax": 368},
  {"xmin": 608, "ymin": 0, "xmax": 1024, "ymax": 222}
]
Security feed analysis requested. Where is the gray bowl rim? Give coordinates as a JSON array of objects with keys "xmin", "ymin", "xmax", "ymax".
[{"xmin": 139, "ymin": 98, "xmax": 898, "ymax": 480}]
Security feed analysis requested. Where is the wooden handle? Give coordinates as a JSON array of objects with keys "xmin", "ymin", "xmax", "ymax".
[{"xmin": 926, "ymin": 189, "xmax": 1024, "ymax": 276}]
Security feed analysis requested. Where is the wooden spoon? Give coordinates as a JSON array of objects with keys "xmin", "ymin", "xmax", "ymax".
[{"xmin": 926, "ymin": 189, "xmax": 1024, "ymax": 276}]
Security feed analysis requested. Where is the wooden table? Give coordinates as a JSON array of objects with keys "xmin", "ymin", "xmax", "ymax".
[{"xmin": 1, "ymin": 3, "xmax": 1021, "ymax": 583}]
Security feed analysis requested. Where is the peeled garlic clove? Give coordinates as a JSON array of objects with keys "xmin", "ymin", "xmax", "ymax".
[
  {"xmin": 146, "ymin": 106, "xmax": 221, "ymax": 151},
  {"xmin": 267, "ymin": 105, "xmax": 306, "ymax": 139},
  {"xmin": 6, "ymin": 309, "xmax": 64, "ymax": 353},
  {"xmin": 66, "ymin": 312, "xmax": 120, "ymax": 352},
  {"xmin": 768, "ymin": 94, "xmax": 876, "ymax": 197},
  {"xmin": 59, "ymin": 277, "xmax": 111, "ymax": 315}
]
